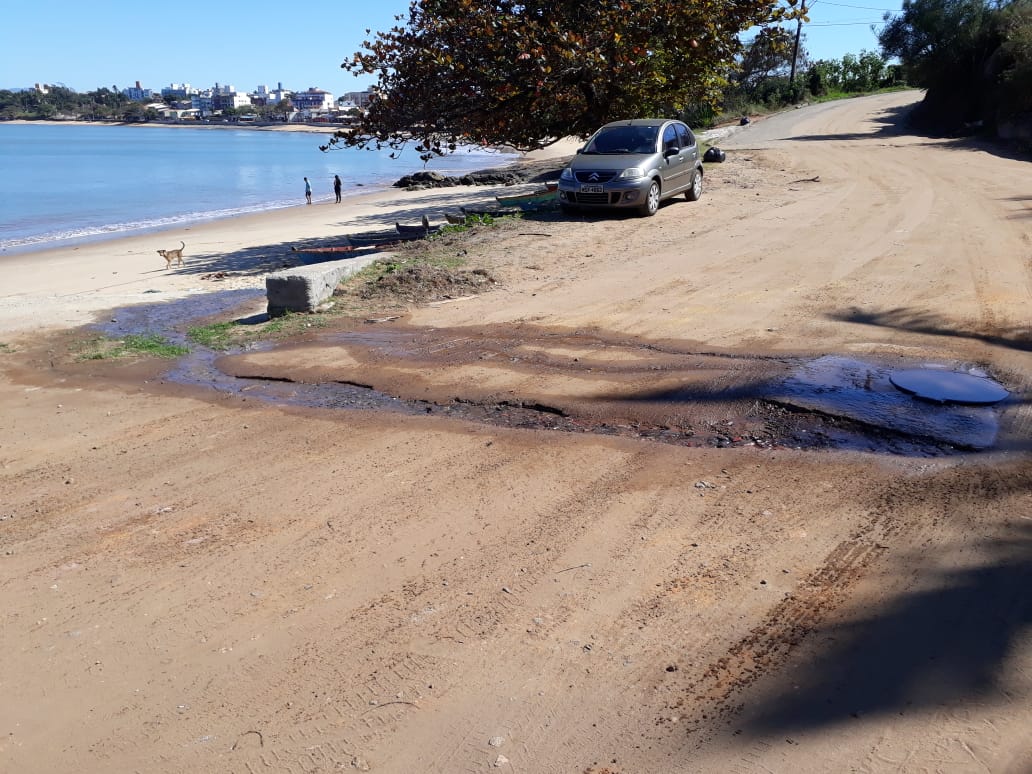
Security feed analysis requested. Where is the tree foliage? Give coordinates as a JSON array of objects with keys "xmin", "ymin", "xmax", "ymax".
[
  {"xmin": 997, "ymin": 0, "xmax": 1032, "ymax": 117},
  {"xmin": 0, "ymin": 86, "xmax": 130, "ymax": 120},
  {"xmin": 737, "ymin": 27, "xmax": 798, "ymax": 86},
  {"xmin": 330, "ymin": 0, "xmax": 793, "ymax": 158},
  {"xmin": 879, "ymin": 0, "xmax": 1032, "ymax": 130}
]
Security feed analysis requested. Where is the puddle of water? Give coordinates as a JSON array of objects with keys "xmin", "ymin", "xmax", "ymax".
[
  {"xmin": 769, "ymin": 356, "xmax": 1000, "ymax": 450},
  {"xmin": 889, "ymin": 367, "xmax": 1009, "ymax": 405},
  {"xmin": 96, "ymin": 289, "xmax": 266, "ymax": 346}
]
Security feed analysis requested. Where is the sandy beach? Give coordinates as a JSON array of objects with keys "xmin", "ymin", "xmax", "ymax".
[
  {"xmin": 0, "ymin": 138, "xmax": 578, "ymax": 337},
  {"xmin": 1, "ymin": 92, "xmax": 1030, "ymax": 774}
]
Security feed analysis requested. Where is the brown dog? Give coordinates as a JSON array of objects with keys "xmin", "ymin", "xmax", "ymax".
[{"xmin": 157, "ymin": 241, "xmax": 186, "ymax": 269}]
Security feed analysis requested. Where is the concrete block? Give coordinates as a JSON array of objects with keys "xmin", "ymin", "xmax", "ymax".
[{"xmin": 266, "ymin": 255, "xmax": 378, "ymax": 316}]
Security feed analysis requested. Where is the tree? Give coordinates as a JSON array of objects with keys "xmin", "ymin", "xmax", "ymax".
[
  {"xmin": 330, "ymin": 0, "xmax": 793, "ymax": 158},
  {"xmin": 738, "ymin": 27, "xmax": 798, "ymax": 86},
  {"xmin": 274, "ymin": 99, "xmax": 294, "ymax": 122},
  {"xmin": 840, "ymin": 50, "xmax": 885, "ymax": 91},
  {"xmin": 878, "ymin": 0, "xmax": 1028, "ymax": 130},
  {"xmin": 122, "ymin": 103, "xmax": 148, "ymax": 122},
  {"xmin": 996, "ymin": 0, "xmax": 1032, "ymax": 120},
  {"xmin": 806, "ymin": 59, "xmax": 842, "ymax": 95}
]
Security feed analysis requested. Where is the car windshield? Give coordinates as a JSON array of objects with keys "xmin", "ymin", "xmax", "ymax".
[{"xmin": 582, "ymin": 126, "xmax": 658, "ymax": 155}]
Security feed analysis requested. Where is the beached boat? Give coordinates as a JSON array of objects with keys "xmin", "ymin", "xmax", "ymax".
[
  {"xmin": 345, "ymin": 231, "xmax": 423, "ymax": 248},
  {"xmin": 460, "ymin": 206, "xmax": 521, "ymax": 218},
  {"xmin": 495, "ymin": 188, "xmax": 559, "ymax": 211},
  {"xmin": 395, "ymin": 220, "xmax": 442, "ymax": 237},
  {"xmin": 292, "ymin": 227, "xmax": 431, "ymax": 255},
  {"xmin": 290, "ymin": 244, "xmax": 356, "ymax": 255}
]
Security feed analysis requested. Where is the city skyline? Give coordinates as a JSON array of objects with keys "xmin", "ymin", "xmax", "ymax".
[{"xmin": 1, "ymin": 0, "xmax": 901, "ymax": 94}]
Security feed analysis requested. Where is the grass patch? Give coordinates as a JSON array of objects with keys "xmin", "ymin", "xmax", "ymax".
[
  {"xmin": 75, "ymin": 333, "xmax": 189, "ymax": 361},
  {"xmin": 261, "ymin": 312, "xmax": 329, "ymax": 337},
  {"xmin": 354, "ymin": 253, "xmax": 469, "ymax": 284},
  {"xmin": 187, "ymin": 313, "xmax": 328, "ymax": 350},
  {"xmin": 808, "ymin": 85, "xmax": 912, "ymax": 104},
  {"xmin": 187, "ymin": 321, "xmax": 236, "ymax": 349},
  {"xmin": 435, "ymin": 211, "xmax": 513, "ymax": 235},
  {"xmin": 0, "ymin": 343, "xmax": 12, "ymax": 354}
]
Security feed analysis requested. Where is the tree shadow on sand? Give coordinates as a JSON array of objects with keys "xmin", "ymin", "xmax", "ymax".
[
  {"xmin": 776, "ymin": 102, "xmax": 917, "ymax": 144},
  {"xmin": 828, "ymin": 306, "xmax": 1032, "ymax": 354},
  {"xmin": 781, "ymin": 101, "xmax": 1032, "ymax": 164},
  {"xmin": 740, "ymin": 518, "xmax": 1032, "ymax": 735}
]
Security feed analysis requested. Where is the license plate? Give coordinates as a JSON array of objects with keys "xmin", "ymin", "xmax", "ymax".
[{"xmin": 580, "ymin": 184, "xmax": 604, "ymax": 194}]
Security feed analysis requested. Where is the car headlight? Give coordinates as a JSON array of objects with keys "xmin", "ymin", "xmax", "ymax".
[
  {"xmin": 560, "ymin": 167, "xmax": 574, "ymax": 181},
  {"xmin": 617, "ymin": 167, "xmax": 645, "ymax": 180}
]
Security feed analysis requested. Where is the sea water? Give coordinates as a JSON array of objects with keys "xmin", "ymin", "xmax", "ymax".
[{"xmin": 0, "ymin": 123, "xmax": 515, "ymax": 254}]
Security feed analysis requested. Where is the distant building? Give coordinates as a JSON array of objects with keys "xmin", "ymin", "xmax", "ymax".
[
  {"xmin": 191, "ymin": 93, "xmax": 214, "ymax": 116},
  {"xmin": 122, "ymin": 81, "xmax": 153, "ymax": 101},
  {"xmin": 213, "ymin": 91, "xmax": 253, "ymax": 112},
  {"xmin": 339, "ymin": 90, "xmax": 374, "ymax": 109},
  {"xmin": 161, "ymin": 83, "xmax": 198, "ymax": 99},
  {"xmin": 292, "ymin": 87, "xmax": 334, "ymax": 112},
  {"xmin": 269, "ymin": 84, "xmax": 291, "ymax": 105},
  {"xmin": 159, "ymin": 107, "xmax": 200, "ymax": 120}
]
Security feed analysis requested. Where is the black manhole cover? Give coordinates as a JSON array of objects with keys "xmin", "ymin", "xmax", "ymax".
[{"xmin": 889, "ymin": 368, "xmax": 1009, "ymax": 405}]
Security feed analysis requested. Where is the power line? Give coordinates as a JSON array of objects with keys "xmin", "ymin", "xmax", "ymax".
[
  {"xmin": 808, "ymin": 19, "xmax": 890, "ymax": 24},
  {"xmin": 816, "ymin": 0, "xmax": 900, "ymax": 9}
]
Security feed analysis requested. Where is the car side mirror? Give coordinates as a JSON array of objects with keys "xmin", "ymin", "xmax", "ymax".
[{"xmin": 663, "ymin": 147, "xmax": 679, "ymax": 158}]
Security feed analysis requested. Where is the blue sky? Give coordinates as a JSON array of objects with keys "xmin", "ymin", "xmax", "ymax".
[{"xmin": 0, "ymin": 0, "xmax": 901, "ymax": 94}]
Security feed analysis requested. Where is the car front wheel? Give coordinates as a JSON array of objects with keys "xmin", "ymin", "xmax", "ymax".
[
  {"xmin": 686, "ymin": 169, "xmax": 703, "ymax": 201},
  {"xmin": 639, "ymin": 181, "xmax": 661, "ymax": 216}
]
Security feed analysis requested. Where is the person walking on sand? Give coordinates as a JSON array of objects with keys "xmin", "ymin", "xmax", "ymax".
[
  {"xmin": 333, "ymin": 174, "xmax": 342, "ymax": 203},
  {"xmin": 304, "ymin": 176, "xmax": 312, "ymax": 205}
]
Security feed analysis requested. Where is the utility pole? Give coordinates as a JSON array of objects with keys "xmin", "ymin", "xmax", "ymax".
[{"xmin": 789, "ymin": 0, "xmax": 809, "ymax": 83}]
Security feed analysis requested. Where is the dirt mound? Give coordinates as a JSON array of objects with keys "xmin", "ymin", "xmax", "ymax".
[{"xmin": 354, "ymin": 263, "xmax": 497, "ymax": 303}]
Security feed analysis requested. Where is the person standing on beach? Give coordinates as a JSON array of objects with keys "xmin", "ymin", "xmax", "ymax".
[
  {"xmin": 333, "ymin": 174, "xmax": 342, "ymax": 203},
  {"xmin": 304, "ymin": 177, "xmax": 312, "ymax": 205}
]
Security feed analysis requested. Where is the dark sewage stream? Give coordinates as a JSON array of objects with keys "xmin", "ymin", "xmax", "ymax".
[{"xmin": 94, "ymin": 291, "xmax": 1015, "ymax": 457}]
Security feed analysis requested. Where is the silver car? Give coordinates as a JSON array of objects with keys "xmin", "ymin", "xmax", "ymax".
[{"xmin": 557, "ymin": 119, "xmax": 703, "ymax": 217}]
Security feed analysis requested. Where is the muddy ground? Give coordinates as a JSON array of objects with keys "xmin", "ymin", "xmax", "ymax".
[{"xmin": 1, "ymin": 92, "xmax": 1030, "ymax": 773}]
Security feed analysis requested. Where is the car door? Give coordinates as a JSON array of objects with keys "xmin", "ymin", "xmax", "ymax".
[
  {"xmin": 660, "ymin": 122, "xmax": 688, "ymax": 193},
  {"xmin": 674, "ymin": 122, "xmax": 700, "ymax": 193}
]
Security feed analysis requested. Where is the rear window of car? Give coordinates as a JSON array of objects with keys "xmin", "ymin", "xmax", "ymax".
[
  {"xmin": 586, "ymin": 126, "xmax": 658, "ymax": 154},
  {"xmin": 675, "ymin": 123, "xmax": 695, "ymax": 148}
]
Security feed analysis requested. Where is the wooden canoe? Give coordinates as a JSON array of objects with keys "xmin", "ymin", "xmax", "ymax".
[
  {"xmin": 291, "ymin": 244, "xmax": 356, "ymax": 254},
  {"xmin": 395, "ymin": 221, "xmax": 442, "ymax": 237},
  {"xmin": 460, "ymin": 206, "xmax": 521, "ymax": 218},
  {"xmin": 345, "ymin": 231, "xmax": 423, "ymax": 248}
]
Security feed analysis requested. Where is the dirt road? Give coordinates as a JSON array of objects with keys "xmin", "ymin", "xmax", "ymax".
[{"xmin": 1, "ymin": 91, "xmax": 1030, "ymax": 773}]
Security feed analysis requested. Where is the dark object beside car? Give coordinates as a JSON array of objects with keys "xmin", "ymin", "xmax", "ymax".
[
  {"xmin": 557, "ymin": 119, "xmax": 704, "ymax": 217},
  {"xmin": 704, "ymin": 147, "xmax": 726, "ymax": 163}
]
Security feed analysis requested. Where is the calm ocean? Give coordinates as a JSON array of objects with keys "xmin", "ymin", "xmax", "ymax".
[{"xmin": 0, "ymin": 123, "xmax": 515, "ymax": 254}]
